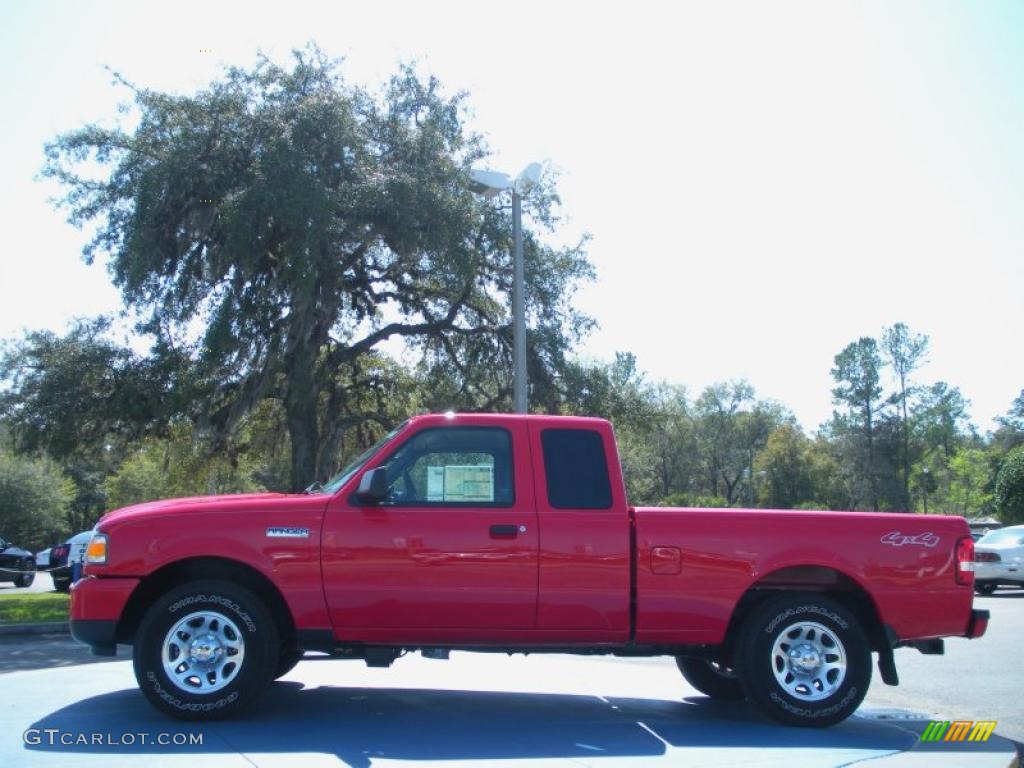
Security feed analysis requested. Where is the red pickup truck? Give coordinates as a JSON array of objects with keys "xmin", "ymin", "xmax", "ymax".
[{"xmin": 70, "ymin": 413, "xmax": 988, "ymax": 726}]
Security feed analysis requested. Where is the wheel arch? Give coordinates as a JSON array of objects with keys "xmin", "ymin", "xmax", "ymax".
[
  {"xmin": 115, "ymin": 556, "xmax": 296, "ymax": 648},
  {"xmin": 720, "ymin": 564, "xmax": 887, "ymax": 663}
]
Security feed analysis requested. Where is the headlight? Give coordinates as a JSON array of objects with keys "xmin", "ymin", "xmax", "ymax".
[{"xmin": 86, "ymin": 533, "xmax": 108, "ymax": 565}]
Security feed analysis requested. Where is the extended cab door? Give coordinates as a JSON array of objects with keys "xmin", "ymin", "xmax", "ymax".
[
  {"xmin": 529, "ymin": 419, "xmax": 631, "ymax": 638},
  {"xmin": 322, "ymin": 419, "xmax": 538, "ymax": 634}
]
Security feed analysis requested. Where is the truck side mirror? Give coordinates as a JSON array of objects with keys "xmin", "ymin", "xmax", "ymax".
[{"xmin": 356, "ymin": 467, "xmax": 389, "ymax": 504}]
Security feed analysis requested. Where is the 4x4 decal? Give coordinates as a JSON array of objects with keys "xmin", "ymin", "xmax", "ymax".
[{"xmin": 881, "ymin": 531, "xmax": 939, "ymax": 548}]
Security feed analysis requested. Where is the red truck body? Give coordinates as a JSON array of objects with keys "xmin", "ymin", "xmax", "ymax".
[{"xmin": 70, "ymin": 413, "xmax": 988, "ymax": 725}]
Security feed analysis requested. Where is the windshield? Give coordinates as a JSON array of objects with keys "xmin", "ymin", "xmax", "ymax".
[
  {"xmin": 978, "ymin": 527, "xmax": 1024, "ymax": 547},
  {"xmin": 320, "ymin": 422, "xmax": 408, "ymax": 494}
]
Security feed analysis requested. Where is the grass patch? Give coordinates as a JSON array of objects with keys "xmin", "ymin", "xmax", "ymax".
[{"xmin": 0, "ymin": 593, "xmax": 70, "ymax": 624}]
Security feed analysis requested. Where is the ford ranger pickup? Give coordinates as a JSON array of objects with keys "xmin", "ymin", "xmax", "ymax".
[{"xmin": 70, "ymin": 413, "xmax": 989, "ymax": 725}]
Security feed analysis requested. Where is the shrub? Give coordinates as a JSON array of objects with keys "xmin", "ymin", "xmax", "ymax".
[{"xmin": 657, "ymin": 493, "xmax": 730, "ymax": 508}]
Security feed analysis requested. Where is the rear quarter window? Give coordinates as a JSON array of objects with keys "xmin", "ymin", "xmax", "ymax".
[{"xmin": 540, "ymin": 428, "xmax": 613, "ymax": 510}]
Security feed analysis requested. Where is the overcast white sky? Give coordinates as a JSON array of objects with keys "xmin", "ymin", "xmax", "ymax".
[{"xmin": 1, "ymin": 0, "xmax": 1021, "ymax": 432}]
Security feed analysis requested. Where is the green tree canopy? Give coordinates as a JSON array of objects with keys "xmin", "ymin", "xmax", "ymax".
[
  {"xmin": 915, "ymin": 382, "xmax": 971, "ymax": 460},
  {"xmin": 104, "ymin": 422, "xmax": 262, "ymax": 510},
  {"xmin": 830, "ymin": 337, "xmax": 884, "ymax": 510},
  {"xmin": 41, "ymin": 48, "xmax": 593, "ymax": 490},
  {"xmin": 995, "ymin": 446, "xmax": 1024, "ymax": 524},
  {"xmin": 0, "ymin": 317, "xmax": 184, "ymax": 461},
  {"xmin": 881, "ymin": 322, "xmax": 929, "ymax": 509},
  {"xmin": 0, "ymin": 318, "xmax": 187, "ymax": 528},
  {"xmin": 993, "ymin": 389, "xmax": 1024, "ymax": 452},
  {"xmin": 0, "ymin": 450, "xmax": 75, "ymax": 551},
  {"xmin": 756, "ymin": 424, "xmax": 815, "ymax": 509}
]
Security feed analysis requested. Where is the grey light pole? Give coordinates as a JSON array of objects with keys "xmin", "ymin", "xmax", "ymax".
[
  {"xmin": 469, "ymin": 163, "xmax": 542, "ymax": 414},
  {"xmin": 510, "ymin": 188, "xmax": 527, "ymax": 414},
  {"xmin": 922, "ymin": 466, "xmax": 930, "ymax": 514}
]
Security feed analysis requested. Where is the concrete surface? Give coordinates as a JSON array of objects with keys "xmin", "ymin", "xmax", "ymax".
[
  {"xmin": 0, "ymin": 571, "xmax": 57, "ymax": 595},
  {"xmin": 0, "ymin": 650, "xmax": 1017, "ymax": 767},
  {"xmin": 1, "ymin": 586, "xmax": 1020, "ymax": 766},
  {"xmin": 0, "ymin": 632, "xmax": 103, "ymax": 672}
]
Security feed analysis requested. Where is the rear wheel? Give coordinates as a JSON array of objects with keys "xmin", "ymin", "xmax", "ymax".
[
  {"xmin": 132, "ymin": 579, "xmax": 278, "ymax": 720},
  {"xmin": 676, "ymin": 656, "xmax": 745, "ymax": 700},
  {"xmin": 974, "ymin": 582, "xmax": 997, "ymax": 596},
  {"xmin": 736, "ymin": 593, "xmax": 871, "ymax": 727},
  {"xmin": 273, "ymin": 646, "xmax": 304, "ymax": 680}
]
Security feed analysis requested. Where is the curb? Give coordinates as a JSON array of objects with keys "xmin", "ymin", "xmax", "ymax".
[{"xmin": 0, "ymin": 621, "xmax": 69, "ymax": 636}]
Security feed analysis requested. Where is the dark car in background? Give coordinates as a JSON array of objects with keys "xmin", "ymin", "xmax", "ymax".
[{"xmin": 0, "ymin": 536, "xmax": 36, "ymax": 588}]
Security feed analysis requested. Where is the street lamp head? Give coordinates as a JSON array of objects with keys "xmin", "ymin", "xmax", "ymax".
[
  {"xmin": 514, "ymin": 162, "xmax": 542, "ymax": 192},
  {"xmin": 469, "ymin": 163, "xmax": 542, "ymax": 197},
  {"xmin": 468, "ymin": 168, "xmax": 514, "ymax": 197}
]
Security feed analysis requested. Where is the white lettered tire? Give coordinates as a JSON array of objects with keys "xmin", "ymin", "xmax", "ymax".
[
  {"xmin": 736, "ymin": 593, "xmax": 871, "ymax": 727},
  {"xmin": 133, "ymin": 579, "xmax": 278, "ymax": 720}
]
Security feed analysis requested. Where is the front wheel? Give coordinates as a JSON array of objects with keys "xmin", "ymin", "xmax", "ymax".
[
  {"xmin": 132, "ymin": 579, "xmax": 279, "ymax": 720},
  {"xmin": 974, "ymin": 582, "xmax": 997, "ymax": 596},
  {"xmin": 14, "ymin": 563, "xmax": 36, "ymax": 588},
  {"xmin": 676, "ymin": 656, "xmax": 745, "ymax": 700},
  {"xmin": 736, "ymin": 593, "xmax": 871, "ymax": 727}
]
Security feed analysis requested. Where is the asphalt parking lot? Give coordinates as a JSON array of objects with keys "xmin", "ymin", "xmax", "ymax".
[{"xmin": 0, "ymin": 591, "xmax": 1020, "ymax": 768}]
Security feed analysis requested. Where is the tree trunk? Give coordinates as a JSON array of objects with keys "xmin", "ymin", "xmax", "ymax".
[
  {"xmin": 286, "ymin": 399, "xmax": 318, "ymax": 493},
  {"xmin": 284, "ymin": 343, "xmax": 320, "ymax": 493},
  {"xmin": 866, "ymin": 400, "xmax": 878, "ymax": 511},
  {"xmin": 900, "ymin": 372, "xmax": 910, "ymax": 509}
]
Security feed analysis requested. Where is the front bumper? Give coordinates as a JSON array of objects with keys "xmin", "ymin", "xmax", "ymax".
[
  {"xmin": 69, "ymin": 575, "xmax": 140, "ymax": 656},
  {"xmin": 70, "ymin": 619, "xmax": 119, "ymax": 657}
]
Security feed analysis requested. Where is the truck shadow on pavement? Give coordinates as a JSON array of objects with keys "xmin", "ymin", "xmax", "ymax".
[{"xmin": 23, "ymin": 680, "xmax": 1014, "ymax": 766}]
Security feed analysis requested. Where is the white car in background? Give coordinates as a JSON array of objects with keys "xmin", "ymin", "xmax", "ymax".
[
  {"xmin": 974, "ymin": 524, "xmax": 1024, "ymax": 595},
  {"xmin": 47, "ymin": 531, "xmax": 93, "ymax": 592}
]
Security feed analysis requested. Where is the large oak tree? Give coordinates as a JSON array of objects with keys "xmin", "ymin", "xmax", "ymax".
[{"xmin": 42, "ymin": 49, "xmax": 593, "ymax": 490}]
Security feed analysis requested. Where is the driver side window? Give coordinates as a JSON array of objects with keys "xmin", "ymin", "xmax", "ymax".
[{"xmin": 381, "ymin": 427, "xmax": 514, "ymax": 506}]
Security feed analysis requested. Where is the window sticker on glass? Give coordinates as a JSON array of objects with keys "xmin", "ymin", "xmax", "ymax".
[
  {"xmin": 427, "ymin": 466, "xmax": 445, "ymax": 501},
  {"xmin": 427, "ymin": 465, "xmax": 494, "ymax": 502}
]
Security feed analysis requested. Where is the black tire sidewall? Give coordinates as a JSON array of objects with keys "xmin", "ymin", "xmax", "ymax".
[
  {"xmin": 133, "ymin": 580, "xmax": 278, "ymax": 720},
  {"xmin": 15, "ymin": 559, "xmax": 35, "ymax": 588},
  {"xmin": 676, "ymin": 656, "xmax": 745, "ymax": 700},
  {"xmin": 738, "ymin": 594, "xmax": 871, "ymax": 727},
  {"xmin": 273, "ymin": 647, "xmax": 304, "ymax": 680}
]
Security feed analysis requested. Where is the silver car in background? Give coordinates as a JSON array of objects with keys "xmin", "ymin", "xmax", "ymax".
[{"xmin": 974, "ymin": 524, "xmax": 1024, "ymax": 595}]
